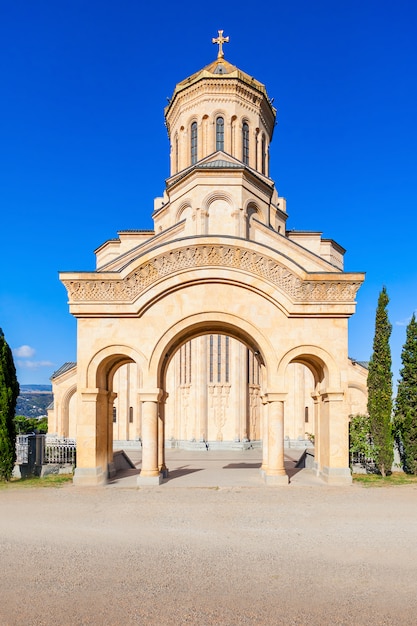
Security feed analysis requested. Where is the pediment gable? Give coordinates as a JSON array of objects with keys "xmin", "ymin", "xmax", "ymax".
[{"xmin": 166, "ymin": 151, "xmax": 271, "ymax": 190}]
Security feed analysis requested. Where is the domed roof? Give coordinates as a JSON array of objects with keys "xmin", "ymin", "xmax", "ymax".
[
  {"xmin": 166, "ymin": 56, "xmax": 274, "ymax": 113},
  {"xmin": 178, "ymin": 56, "xmax": 267, "ymax": 93}
]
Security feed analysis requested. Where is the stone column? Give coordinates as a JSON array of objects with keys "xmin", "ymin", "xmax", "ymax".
[
  {"xmin": 137, "ymin": 389, "xmax": 163, "ymax": 485},
  {"xmin": 250, "ymin": 128, "xmax": 257, "ymax": 169},
  {"xmin": 107, "ymin": 391, "xmax": 117, "ymax": 479},
  {"xmin": 264, "ymin": 393, "xmax": 288, "ymax": 485},
  {"xmin": 236, "ymin": 122, "xmax": 243, "ymax": 162},
  {"xmin": 73, "ymin": 387, "xmax": 109, "ymax": 486},
  {"xmin": 260, "ymin": 395, "xmax": 269, "ymax": 473},
  {"xmin": 197, "ymin": 336, "xmax": 208, "ymax": 443},
  {"xmin": 225, "ymin": 115, "xmax": 232, "ymax": 155},
  {"xmin": 158, "ymin": 391, "xmax": 169, "ymax": 477},
  {"xmin": 319, "ymin": 390, "xmax": 352, "ymax": 485},
  {"xmin": 311, "ymin": 391, "xmax": 321, "ymax": 474},
  {"xmin": 256, "ymin": 130, "xmax": 261, "ymax": 172}
]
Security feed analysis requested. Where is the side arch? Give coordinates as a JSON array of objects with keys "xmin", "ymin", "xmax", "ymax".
[
  {"xmin": 85, "ymin": 345, "xmax": 148, "ymax": 389},
  {"xmin": 277, "ymin": 345, "xmax": 341, "ymax": 390},
  {"xmin": 61, "ymin": 384, "xmax": 77, "ymax": 438},
  {"xmin": 176, "ymin": 200, "xmax": 193, "ymax": 225}
]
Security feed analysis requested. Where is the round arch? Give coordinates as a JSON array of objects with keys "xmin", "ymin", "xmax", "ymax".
[
  {"xmin": 277, "ymin": 344, "xmax": 340, "ymax": 390},
  {"xmin": 86, "ymin": 345, "xmax": 148, "ymax": 390},
  {"xmin": 60, "ymin": 383, "xmax": 77, "ymax": 438},
  {"xmin": 147, "ymin": 312, "xmax": 278, "ymax": 389},
  {"xmin": 176, "ymin": 200, "xmax": 193, "ymax": 224}
]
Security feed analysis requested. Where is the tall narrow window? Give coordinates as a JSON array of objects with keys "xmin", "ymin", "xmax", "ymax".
[
  {"xmin": 112, "ymin": 406, "xmax": 117, "ymax": 423},
  {"xmin": 242, "ymin": 122, "xmax": 249, "ymax": 165},
  {"xmin": 175, "ymin": 134, "xmax": 179, "ymax": 172},
  {"xmin": 216, "ymin": 116, "xmax": 224, "ymax": 151},
  {"xmin": 191, "ymin": 121, "xmax": 198, "ymax": 165},
  {"xmin": 261, "ymin": 134, "xmax": 266, "ymax": 174},
  {"xmin": 129, "ymin": 406, "xmax": 133, "ymax": 423}
]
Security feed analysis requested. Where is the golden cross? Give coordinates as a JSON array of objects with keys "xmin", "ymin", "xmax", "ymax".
[{"xmin": 212, "ymin": 30, "xmax": 229, "ymax": 59}]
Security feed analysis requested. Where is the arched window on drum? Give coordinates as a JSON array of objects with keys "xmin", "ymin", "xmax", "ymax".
[
  {"xmin": 242, "ymin": 122, "xmax": 249, "ymax": 165},
  {"xmin": 216, "ymin": 116, "xmax": 224, "ymax": 152},
  {"xmin": 190, "ymin": 121, "xmax": 198, "ymax": 165}
]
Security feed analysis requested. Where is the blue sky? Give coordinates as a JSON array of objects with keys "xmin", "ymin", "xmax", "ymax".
[{"xmin": 1, "ymin": 1, "xmax": 416, "ymax": 386}]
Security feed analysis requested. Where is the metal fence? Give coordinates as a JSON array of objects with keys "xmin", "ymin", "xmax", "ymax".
[
  {"xmin": 350, "ymin": 451, "xmax": 376, "ymax": 472},
  {"xmin": 44, "ymin": 436, "xmax": 76, "ymax": 465},
  {"xmin": 16, "ymin": 435, "xmax": 76, "ymax": 467},
  {"xmin": 16, "ymin": 434, "xmax": 30, "ymax": 464}
]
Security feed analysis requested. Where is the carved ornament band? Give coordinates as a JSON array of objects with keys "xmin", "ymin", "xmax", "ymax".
[{"xmin": 62, "ymin": 244, "xmax": 362, "ymax": 304}]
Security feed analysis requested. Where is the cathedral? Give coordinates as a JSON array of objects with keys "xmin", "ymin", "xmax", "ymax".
[{"xmin": 48, "ymin": 32, "xmax": 367, "ymax": 485}]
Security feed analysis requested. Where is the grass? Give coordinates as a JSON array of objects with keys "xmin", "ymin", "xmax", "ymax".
[
  {"xmin": 353, "ymin": 472, "xmax": 417, "ymax": 487},
  {"xmin": 0, "ymin": 474, "xmax": 73, "ymax": 489}
]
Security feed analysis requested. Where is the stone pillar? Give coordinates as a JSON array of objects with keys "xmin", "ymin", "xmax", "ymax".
[
  {"xmin": 180, "ymin": 127, "xmax": 187, "ymax": 171},
  {"xmin": 260, "ymin": 395, "xmax": 269, "ymax": 472},
  {"xmin": 264, "ymin": 393, "xmax": 289, "ymax": 485},
  {"xmin": 225, "ymin": 115, "xmax": 232, "ymax": 155},
  {"xmin": 236, "ymin": 122, "xmax": 243, "ymax": 162},
  {"xmin": 137, "ymin": 389, "xmax": 163, "ymax": 485},
  {"xmin": 319, "ymin": 390, "xmax": 351, "ymax": 484},
  {"xmin": 198, "ymin": 119, "xmax": 204, "ymax": 162},
  {"xmin": 250, "ymin": 127, "xmax": 257, "ymax": 169},
  {"xmin": 231, "ymin": 117, "xmax": 237, "ymax": 158},
  {"xmin": 256, "ymin": 130, "xmax": 261, "ymax": 172},
  {"xmin": 311, "ymin": 391, "xmax": 321, "ymax": 474},
  {"xmin": 197, "ymin": 336, "xmax": 208, "ymax": 442},
  {"xmin": 73, "ymin": 388, "xmax": 109, "ymax": 486},
  {"xmin": 158, "ymin": 391, "xmax": 169, "ymax": 477},
  {"xmin": 107, "ymin": 391, "xmax": 117, "ymax": 479}
]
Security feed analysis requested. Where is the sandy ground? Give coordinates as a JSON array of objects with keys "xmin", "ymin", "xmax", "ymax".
[{"xmin": 1, "ymin": 452, "xmax": 417, "ymax": 625}]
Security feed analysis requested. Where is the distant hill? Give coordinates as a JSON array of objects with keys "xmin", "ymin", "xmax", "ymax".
[
  {"xmin": 20, "ymin": 384, "xmax": 52, "ymax": 393},
  {"xmin": 16, "ymin": 385, "xmax": 53, "ymax": 418}
]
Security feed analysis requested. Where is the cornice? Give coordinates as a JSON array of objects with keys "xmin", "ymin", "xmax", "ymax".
[{"xmin": 61, "ymin": 242, "xmax": 363, "ymax": 308}]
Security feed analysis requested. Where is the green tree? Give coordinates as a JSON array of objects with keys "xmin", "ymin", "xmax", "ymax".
[
  {"xmin": 367, "ymin": 287, "xmax": 393, "ymax": 476},
  {"xmin": 14, "ymin": 415, "xmax": 48, "ymax": 434},
  {"xmin": 0, "ymin": 328, "xmax": 20, "ymax": 480},
  {"xmin": 349, "ymin": 413, "xmax": 373, "ymax": 464},
  {"xmin": 394, "ymin": 314, "xmax": 417, "ymax": 473}
]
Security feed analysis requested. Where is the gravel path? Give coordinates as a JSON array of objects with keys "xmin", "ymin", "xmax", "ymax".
[{"xmin": 1, "ymin": 480, "xmax": 417, "ymax": 625}]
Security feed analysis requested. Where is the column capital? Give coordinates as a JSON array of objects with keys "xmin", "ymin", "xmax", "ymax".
[
  {"xmin": 139, "ymin": 388, "xmax": 164, "ymax": 402},
  {"xmin": 263, "ymin": 392, "xmax": 287, "ymax": 403},
  {"xmin": 80, "ymin": 388, "xmax": 109, "ymax": 401},
  {"xmin": 321, "ymin": 390, "xmax": 345, "ymax": 402}
]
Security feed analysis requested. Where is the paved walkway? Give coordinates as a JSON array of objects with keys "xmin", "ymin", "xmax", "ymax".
[{"xmin": 109, "ymin": 447, "xmax": 325, "ymax": 488}]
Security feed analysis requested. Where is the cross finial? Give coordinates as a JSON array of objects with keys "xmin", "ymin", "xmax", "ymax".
[{"xmin": 212, "ymin": 30, "xmax": 229, "ymax": 59}]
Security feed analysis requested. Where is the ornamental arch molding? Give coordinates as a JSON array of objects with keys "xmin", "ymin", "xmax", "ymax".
[
  {"xmin": 202, "ymin": 190, "xmax": 234, "ymax": 213},
  {"xmin": 176, "ymin": 200, "xmax": 193, "ymax": 224},
  {"xmin": 61, "ymin": 384, "xmax": 77, "ymax": 438},
  {"xmin": 62, "ymin": 242, "xmax": 362, "ymax": 314},
  {"xmin": 277, "ymin": 345, "xmax": 340, "ymax": 390},
  {"xmin": 86, "ymin": 345, "xmax": 148, "ymax": 390},
  {"xmin": 147, "ymin": 311, "xmax": 278, "ymax": 389}
]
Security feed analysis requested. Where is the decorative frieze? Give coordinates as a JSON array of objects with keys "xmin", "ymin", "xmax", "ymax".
[{"xmin": 62, "ymin": 243, "xmax": 362, "ymax": 305}]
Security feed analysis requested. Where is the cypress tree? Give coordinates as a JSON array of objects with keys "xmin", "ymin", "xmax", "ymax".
[
  {"xmin": 0, "ymin": 328, "xmax": 19, "ymax": 480},
  {"xmin": 394, "ymin": 314, "xmax": 417, "ymax": 473},
  {"xmin": 367, "ymin": 287, "xmax": 393, "ymax": 476}
]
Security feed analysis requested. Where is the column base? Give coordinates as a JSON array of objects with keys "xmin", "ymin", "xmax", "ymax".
[
  {"xmin": 73, "ymin": 466, "xmax": 106, "ymax": 486},
  {"xmin": 320, "ymin": 466, "xmax": 352, "ymax": 485},
  {"xmin": 137, "ymin": 472, "xmax": 163, "ymax": 486},
  {"xmin": 264, "ymin": 472, "xmax": 289, "ymax": 486}
]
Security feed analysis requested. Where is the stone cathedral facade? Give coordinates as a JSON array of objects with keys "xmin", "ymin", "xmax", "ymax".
[{"xmin": 49, "ymin": 33, "xmax": 367, "ymax": 485}]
